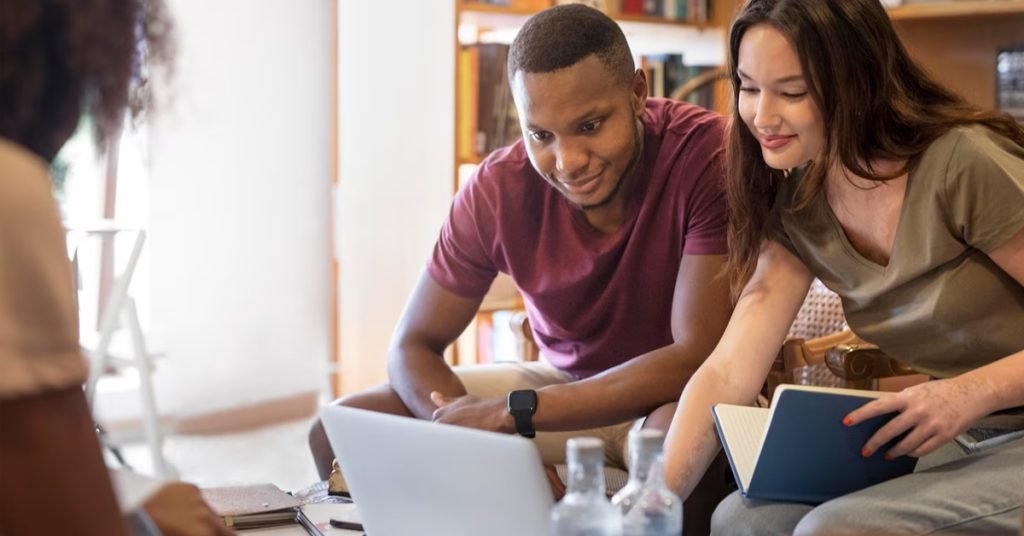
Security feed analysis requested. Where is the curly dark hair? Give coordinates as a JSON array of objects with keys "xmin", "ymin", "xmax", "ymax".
[
  {"xmin": 508, "ymin": 4, "xmax": 634, "ymax": 85},
  {"xmin": 0, "ymin": 0, "xmax": 174, "ymax": 161}
]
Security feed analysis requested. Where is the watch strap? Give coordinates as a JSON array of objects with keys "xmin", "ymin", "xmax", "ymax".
[{"xmin": 512, "ymin": 409, "xmax": 536, "ymax": 438}]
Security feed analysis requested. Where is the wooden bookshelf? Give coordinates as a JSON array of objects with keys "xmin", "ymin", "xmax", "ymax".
[
  {"xmin": 603, "ymin": 11, "xmax": 712, "ymax": 27},
  {"xmin": 890, "ymin": 3, "xmax": 1024, "ymax": 110},
  {"xmin": 888, "ymin": 0, "xmax": 1024, "ymax": 20}
]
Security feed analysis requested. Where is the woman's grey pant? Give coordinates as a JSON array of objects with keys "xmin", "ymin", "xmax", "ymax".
[{"xmin": 711, "ymin": 437, "xmax": 1024, "ymax": 535}]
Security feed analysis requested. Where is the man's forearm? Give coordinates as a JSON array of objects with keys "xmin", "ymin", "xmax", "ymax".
[
  {"xmin": 387, "ymin": 345, "xmax": 467, "ymax": 420},
  {"xmin": 533, "ymin": 341, "xmax": 703, "ymax": 431},
  {"xmin": 0, "ymin": 386, "xmax": 128, "ymax": 535}
]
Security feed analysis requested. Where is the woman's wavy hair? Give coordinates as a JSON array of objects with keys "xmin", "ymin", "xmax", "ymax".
[
  {"xmin": 724, "ymin": 0, "xmax": 1024, "ymax": 299},
  {"xmin": 0, "ymin": 0, "xmax": 174, "ymax": 160}
]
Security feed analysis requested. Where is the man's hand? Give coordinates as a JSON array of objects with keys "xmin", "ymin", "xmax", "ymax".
[
  {"xmin": 845, "ymin": 378, "xmax": 987, "ymax": 460},
  {"xmin": 430, "ymin": 391, "xmax": 515, "ymax": 433},
  {"xmin": 142, "ymin": 482, "xmax": 234, "ymax": 536}
]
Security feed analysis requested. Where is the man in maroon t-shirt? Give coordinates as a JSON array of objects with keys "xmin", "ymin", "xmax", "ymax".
[{"xmin": 310, "ymin": 5, "xmax": 733, "ymax": 531}]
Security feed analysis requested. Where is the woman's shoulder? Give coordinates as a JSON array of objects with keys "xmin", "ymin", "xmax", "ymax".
[
  {"xmin": 922, "ymin": 124, "xmax": 1020, "ymax": 165},
  {"xmin": 0, "ymin": 138, "xmax": 55, "ymax": 213}
]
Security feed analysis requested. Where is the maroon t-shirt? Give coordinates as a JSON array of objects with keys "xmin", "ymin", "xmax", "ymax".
[{"xmin": 429, "ymin": 99, "xmax": 727, "ymax": 378}]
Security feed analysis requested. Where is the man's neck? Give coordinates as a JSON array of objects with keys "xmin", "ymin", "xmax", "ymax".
[{"xmin": 583, "ymin": 197, "xmax": 629, "ymax": 234}]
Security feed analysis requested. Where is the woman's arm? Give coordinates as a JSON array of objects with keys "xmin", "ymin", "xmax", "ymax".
[
  {"xmin": 664, "ymin": 241, "xmax": 813, "ymax": 498},
  {"xmin": 0, "ymin": 386, "xmax": 128, "ymax": 535},
  {"xmin": 849, "ymin": 226, "xmax": 1024, "ymax": 458}
]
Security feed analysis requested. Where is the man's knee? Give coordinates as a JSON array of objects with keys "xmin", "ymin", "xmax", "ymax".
[
  {"xmin": 309, "ymin": 384, "xmax": 412, "ymax": 479},
  {"xmin": 310, "ymin": 389, "xmax": 381, "ymax": 453},
  {"xmin": 642, "ymin": 401, "xmax": 678, "ymax": 432}
]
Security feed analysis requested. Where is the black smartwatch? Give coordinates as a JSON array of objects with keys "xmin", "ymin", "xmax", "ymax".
[{"xmin": 507, "ymin": 389, "xmax": 538, "ymax": 438}]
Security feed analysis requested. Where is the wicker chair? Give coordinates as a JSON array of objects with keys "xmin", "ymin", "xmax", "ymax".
[
  {"xmin": 513, "ymin": 279, "xmax": 923, "ymax": 401},
  {"xmin": 763, "ymin": 279, "xmax": 922, "ymax": 401}
]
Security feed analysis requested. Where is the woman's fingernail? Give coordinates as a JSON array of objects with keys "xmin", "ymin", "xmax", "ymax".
[
  {"xmin": 884, "ymin": 453, "xmax": 893, "ymax": 461},
  {"xmin": 861, "ymin": 447, "xmax": 872, "ymax": 458},
  {"xmin": 843, "ymin": 416, "xmax": 853, "ymax": 426}
]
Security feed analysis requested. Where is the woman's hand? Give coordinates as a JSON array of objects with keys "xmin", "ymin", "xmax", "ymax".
[
  {"xmin": 844, "ymin": 378, "xmax": 988, "ymax": 460},
  {"xmin": 142, "ymin": 482, "xmax": 235, "ymax": 536}
]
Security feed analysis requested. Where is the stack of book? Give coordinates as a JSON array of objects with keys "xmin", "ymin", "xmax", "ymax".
[{"xmin": 619, "ymin": 0, "xmax": 711, "ymax": 22}]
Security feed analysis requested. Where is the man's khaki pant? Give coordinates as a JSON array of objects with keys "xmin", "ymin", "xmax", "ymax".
[{"xmin": 454, "ymin": 360, "xmax": 641, "ymax": 469}]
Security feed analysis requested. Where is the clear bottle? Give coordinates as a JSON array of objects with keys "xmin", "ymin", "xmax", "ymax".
[
  {"xmin": 550, "ymin": 437, "xmax": 623, "ymax": 536},
  {"xmin": 611, "ymin": 428, "xmax": 665, "ymax": 516},
  {"xmin": 620, "ymin": 453, "xmax": 683, "ymax": 536}
]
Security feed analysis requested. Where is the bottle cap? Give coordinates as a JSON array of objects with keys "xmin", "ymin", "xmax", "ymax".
[{"xmin": 567, "ymin": 437, "xmax": 604, "ymax": 465}]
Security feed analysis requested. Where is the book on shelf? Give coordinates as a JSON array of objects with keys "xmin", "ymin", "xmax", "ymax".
[
  {"xmin": 458, "ymin": 45, "xmax": 480, "ymax": 162},
  {"xmin": 998, "ymin": 48, "xmax": 1024, "ymax": 122},
  {"xmin": 470, "ymin": 43, "xmax": 522, "ymax": 157},
  {"xmin": 640, "ymin": 54, "xmax": 717, "ymax": 109},
  {"xmin": 712, "ymin": 384, "xmax": 917, "ymax": 504},
  {"xmin": 554, "ymin": 0, "xmax": 710, "ymax": 22}
]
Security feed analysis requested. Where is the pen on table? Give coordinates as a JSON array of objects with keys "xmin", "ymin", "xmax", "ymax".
[{"xmin": 329, "ymin": 518, "xmax": 365, "ymax": 531}]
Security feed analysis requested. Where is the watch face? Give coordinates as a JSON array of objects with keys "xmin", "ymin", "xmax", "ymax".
[{"xmin": 509, "ymin": 389, "xmax": 538, "ymax": 413}]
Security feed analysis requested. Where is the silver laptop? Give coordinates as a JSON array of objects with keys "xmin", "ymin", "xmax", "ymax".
[{"xmin": 320, "ymin": 406, "xmax": 554, "ymax": 536}]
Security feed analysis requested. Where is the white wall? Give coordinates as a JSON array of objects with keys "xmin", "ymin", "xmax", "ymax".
[
  {"xmin": 337, "ymin": 1, "xmax": 455, "ymax": 392},
  {"xmin": 148, "ymin": 0, "xmax": 333, "ymax": 415}
]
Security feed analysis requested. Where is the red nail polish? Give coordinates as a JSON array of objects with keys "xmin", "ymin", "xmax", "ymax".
[
  {"xmin": 884, "ymin": 453, "xmax": 893, "ymax": 461},
  {"xmin": 861, "ymin": 447, "xmax": 872, "ymax": 458},
  {"xmin": 843, "ymin": 416, "xmax": 853, "ymax": 426}
]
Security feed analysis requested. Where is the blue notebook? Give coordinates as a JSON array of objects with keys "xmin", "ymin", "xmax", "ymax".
[{"xmin": 712, "ymin": 384, "xmax": 917, "ymax": 504}]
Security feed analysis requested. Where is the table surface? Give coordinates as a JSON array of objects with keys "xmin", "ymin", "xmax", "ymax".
[{"xmin": 238, "ymin": 503, "xmax": 363, "ymax": 535}]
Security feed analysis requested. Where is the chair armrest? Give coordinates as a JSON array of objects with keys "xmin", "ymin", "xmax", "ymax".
[
  {"xmin": 825, "ymin": 344, "xmax": 916, "ymax": 381},
  {"xmin": 509, "ymin": 311, "xmax": 539, "ymax": 362}
]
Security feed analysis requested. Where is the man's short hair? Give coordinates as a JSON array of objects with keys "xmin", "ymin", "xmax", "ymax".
[{"xmin": 507, "ymin": 4, "xmax": 635, "ymax": 85}]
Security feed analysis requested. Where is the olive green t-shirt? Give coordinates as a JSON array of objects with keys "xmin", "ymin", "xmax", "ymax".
[{"xmin": 771, "ymin": 125, "xmax": 1024, "ymax": 378}]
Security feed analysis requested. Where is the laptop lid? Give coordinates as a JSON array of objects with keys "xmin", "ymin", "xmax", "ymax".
[{"xmin": 320, "ymin": 406, "xmax": 554, "ymax": 536}]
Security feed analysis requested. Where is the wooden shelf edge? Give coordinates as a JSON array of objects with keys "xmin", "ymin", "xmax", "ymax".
[
  {"xmin": 458, "ymin": 2, "xmax": 710, "ymax": 28},
  {"xmin": 888, "ymin": 0, "xmax": 1024, "ymax": 20},
  {"xmin": 458, "ymin": 2, "xmax": 546, "ymax": 16},
  {"xmin": 608, "ymin": 12, "xmax": 709, "ymax": 27}
]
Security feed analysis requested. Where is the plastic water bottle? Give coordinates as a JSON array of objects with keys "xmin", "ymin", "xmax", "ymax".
[
  {"xmin": 620, "ymin": 453, "xmax": 682, "ymax": 536},
  {"xmin": 611, "ymin": 428, "xmax": 665, "ymax": 516},
  {"xmin": 550, "ymin": 437, "xmax": 622, "ymax": 536}
]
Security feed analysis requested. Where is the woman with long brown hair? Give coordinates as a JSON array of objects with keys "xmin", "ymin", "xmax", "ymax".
[{"xmin": 662, "ymin": 0, "xmax": 1024, "ymax": 533}]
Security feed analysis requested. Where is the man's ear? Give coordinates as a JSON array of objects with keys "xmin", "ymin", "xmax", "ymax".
[{"xmin": 631, "ymin": 68, "xmax": 648, "ymax": 116}]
